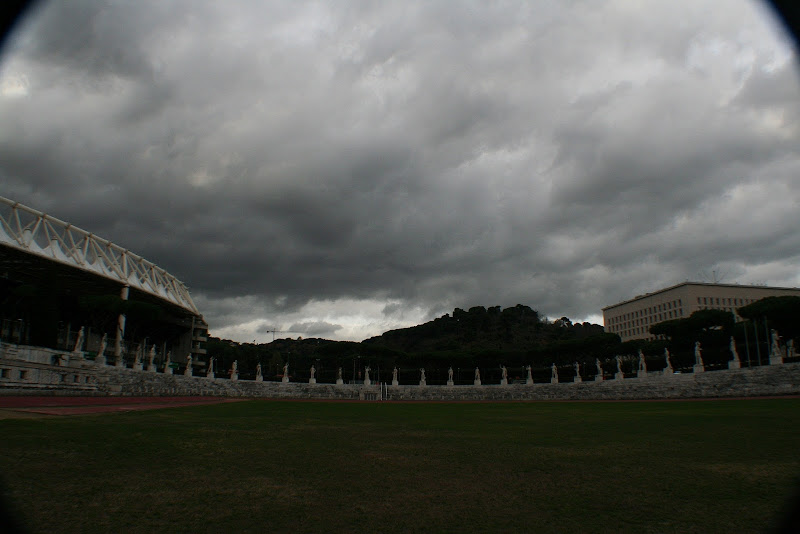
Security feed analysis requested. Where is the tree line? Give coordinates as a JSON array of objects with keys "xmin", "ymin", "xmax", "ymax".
[{"xmin": 206, "ymin": 297, "xmax": 800, "ymax": 383}]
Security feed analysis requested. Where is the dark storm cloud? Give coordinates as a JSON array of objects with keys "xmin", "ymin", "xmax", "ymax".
[
  {"xmin": 17, "ymin": 0, "xmax": 155, "ymax": 79},
  {"xmin": 1, "ymin": 0, "xmax": 798, "ymax": 340}
]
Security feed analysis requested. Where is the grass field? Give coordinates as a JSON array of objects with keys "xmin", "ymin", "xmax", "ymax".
[{"xmin": 1, "ymin": 399, "xmax": 799, "ymax": 533}]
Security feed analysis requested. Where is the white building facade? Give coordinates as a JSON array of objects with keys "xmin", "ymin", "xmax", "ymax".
[{"xmin": 602, "ymin": 282, "xmax": 800, "ymax": 342}]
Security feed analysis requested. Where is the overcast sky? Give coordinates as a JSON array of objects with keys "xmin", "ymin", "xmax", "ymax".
[{"xmin": 1, "ymin": 0, "xmax": 798, "ymax": 342}]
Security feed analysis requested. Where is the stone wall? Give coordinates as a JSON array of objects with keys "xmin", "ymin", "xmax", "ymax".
[
  {"xmin": 0, "ymin": 344, "xmax": 99, "ymax": 395},
  {"xmin": 2, "ymin": 342, "xmax": 799, "ymax": 400}
]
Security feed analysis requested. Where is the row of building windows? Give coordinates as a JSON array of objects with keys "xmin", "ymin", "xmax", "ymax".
[
  {"xmin": 608, "ymin": 299, "xmax": 683, "ymax": 324},
  {"xmin": 698, "ymin": 306, "xmax": 742, "ymax": 317},
  {"xmin": 606, "ymin": 299, "xmax": 685, "ymax": 335},
  {"xmin": 609, "ymin": 308, "xmax": 683, "ymax": 327},
  {"xmin": 607, "ymin": 308, "xmax": 683, "ymax": 337},
  {"xmin": 697, "ymin": 297, "xmax": 754, "ymax": 306},
  {"xmin": 609, "ymin": 297, "xmax": 760, "ymax": 339}
]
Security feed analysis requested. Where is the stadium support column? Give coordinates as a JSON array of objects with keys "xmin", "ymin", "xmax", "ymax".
[{"xmin": 115, "ymin": 285, "xmax": 129, "ymax": 363}]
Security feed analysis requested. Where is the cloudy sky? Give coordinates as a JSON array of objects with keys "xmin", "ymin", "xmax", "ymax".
[{"xmin": 1, "ymin": 1, "xmax": 798, "ymax": 342}]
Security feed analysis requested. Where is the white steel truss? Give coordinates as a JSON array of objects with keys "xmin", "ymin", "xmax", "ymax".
[{"xmin": 0, "ymin": 196, "xmax": 199, "ymax": 314}]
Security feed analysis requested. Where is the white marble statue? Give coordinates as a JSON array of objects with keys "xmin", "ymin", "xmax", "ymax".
[
  {"xmin": 638, "ymin": 350, "xmax": 647, "ymax": 373},
  {"xmin": 769, "ymin": 329, "xmax": 784, "ymax": 364},
  {"xmin": 73, "ymin": 327, "xmax": 85, "ymax": 353},
  {"xmin": 96, "ymin": 334, "xmax": 107, "ymax": 366},
  {"xmin": 164, "ymin": 351, "xmax": 173, "ymax": 374},
  {"xmin": 147, "ymin": 344, "xmax": 156, "ymax": 371},
  {"xmin": 694, "ymin": 342, "xmax": 704, "ymax": 367},
  {"xmin": 526, "ymin": 365, "xmax": 533, "ymax": 385},
  {"xmin": 282, "ymin": 362, "xmax": 290, "ymax": 382},
  {"xmin": 615, "ymin": 355, "xmax": 623, "ymax": 377},
  {"xmin": 336, "ymin": 366, "xmax": 343, "ymax": 385},
  {"xmin": 595, "ymin": 358, "xmax": 603, "ymax": 378},
  {"xmin": 771, "ymin": 329, "xmax": 781, "ymax": 357},
  {"xmin": 448, "ymin": 367, "xmax": 454, "ymax": 381},
  {"xmin": 184, "ymin": 354, "xmax": 193, "ymax": 376},
  {"xmin": 728, "ymin": 336, "xmax": 741, "ymax": 369},
  {"xmin": 256, "ymin": 362, "xmax": 262, "ymax": 378},
  {"xmin": 207, "ymin": 356, "xmax": 215, "ymax": 377},
  {"xmin": 551, "ymin": 363, "xmax": 558, "ymax": 383},
  {"xmin": 392, "ymin": 367, "xmax": 398, "ymax": 382},
  {"xmin": 664, "ymin": 348, "xmax": 673, "ymax": 374},
  {"xmin": 419, "ymin": 368, "xmax": 426, "ymax": 381},
  {"xmin": 230, "ymin": 360, "xmax": 239, "ymax": 381},
  {"xmin": 133, "ymin": 345, "xmax": 143, "ymax": 370},
  {"xmin": 573, "ymin": 361, "xmax": 582, "ymax": 383},
  {"xmin": 499, "ymin": 365, "xmax": 508, "ymax": 386},
  {"xmin": 474, "ymin": 367, "xmax": 481, "ymax": 386},
  {"xmin": 309, "ymin": 364, "xmax": 316, "ymax": 384}
]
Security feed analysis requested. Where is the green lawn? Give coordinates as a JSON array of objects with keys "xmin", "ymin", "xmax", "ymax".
[{"xmin": 1, "ymin": 399, "xmax": 798, "ymax": 533}]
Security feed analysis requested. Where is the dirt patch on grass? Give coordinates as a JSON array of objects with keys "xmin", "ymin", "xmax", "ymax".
[
  {"xmin": 0, "ymin": 396, "xmax": 245, "ymax": 417},
  {"xmin": 0, "ymin": 408, "xmax": 53, "ymax": 419}
]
